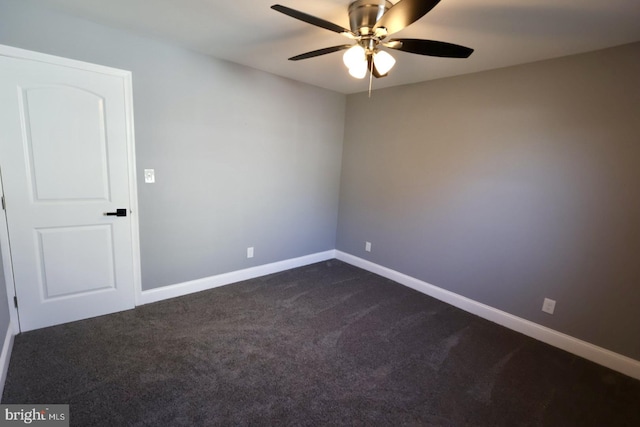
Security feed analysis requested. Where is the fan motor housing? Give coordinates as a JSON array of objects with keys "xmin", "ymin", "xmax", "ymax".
[{"xmin": 348, "ymin": 0, "xmax": 393, "ymax": 35}]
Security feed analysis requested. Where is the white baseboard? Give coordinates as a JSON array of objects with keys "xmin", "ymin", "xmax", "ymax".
[
  {"xmin": 0, "ymin": 321, "xmax": 15, "ymax": 401},
  {"xmin": 335, "ymin": 250, "xmax": 640, "ymax": 381},
  {"xmin": 139, "ymin": 250, "xmax": 336, "ymax": 305}
]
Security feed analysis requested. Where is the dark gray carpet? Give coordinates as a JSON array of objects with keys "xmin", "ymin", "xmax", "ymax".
[{"xmin": 3, "ymin": 260, "xmax": 640, "ymax": 426}]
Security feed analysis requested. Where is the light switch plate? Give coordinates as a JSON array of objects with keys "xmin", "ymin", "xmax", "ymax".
[{"xmin": 144, "ymin": 169, "xmax": 155, "ymax": 183}]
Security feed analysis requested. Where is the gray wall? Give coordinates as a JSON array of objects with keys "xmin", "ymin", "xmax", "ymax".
[
  {"xmin": 337, "ymin": 43, "xmax": 640, "ymax": 360},
  {"xmin": 0, "ymin": 0, "xmax": 345, "ymax": 290}
]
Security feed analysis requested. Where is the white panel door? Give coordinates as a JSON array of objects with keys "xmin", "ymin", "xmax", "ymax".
[{"xmin": 0, "ymin": 52, "xmax": 137, "ymax": 331}]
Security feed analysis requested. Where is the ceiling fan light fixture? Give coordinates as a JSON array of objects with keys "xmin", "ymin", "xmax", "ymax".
[{"xmin": 373, "ymin": 50, "xmax": 396, "ymax": 75}]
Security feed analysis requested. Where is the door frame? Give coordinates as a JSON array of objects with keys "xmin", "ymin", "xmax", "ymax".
[{"xmin": 0, "ymin": 44, "xmax": 142, "ymax": 333}]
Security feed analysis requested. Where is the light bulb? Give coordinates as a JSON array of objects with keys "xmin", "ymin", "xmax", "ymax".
[
  {"xmin": 343, "ymin": 45, "xmax": 365, "ymax": 69},
  {"xmin": 373, "ymin": 50, "xmax": 396, "ymax": 75}
]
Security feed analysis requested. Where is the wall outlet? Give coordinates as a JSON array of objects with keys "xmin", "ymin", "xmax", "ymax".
[
  {"xmin": 144, "ymin": 169, "xmax": 155, "ymax": 183},
  {"xmin": 247, "ymin": 247, "xmax": 254, "ymax": 258},
  {"xmin": 365, "ymin": 241, "xmax": 372, "ymax": 252},
  {"xmin": 542, "ymin": 298, "xmax": 556, "ymax": 314}
]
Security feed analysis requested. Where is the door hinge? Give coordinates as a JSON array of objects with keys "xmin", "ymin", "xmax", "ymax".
[{"xmin": 13, "ymin": 296, "xmax": 18, "ymax": 308}]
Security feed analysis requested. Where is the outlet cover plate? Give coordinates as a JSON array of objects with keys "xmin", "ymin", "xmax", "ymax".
[{"xmin": 542, "ymin": 298, "xmax": 556, "ymax": 314}]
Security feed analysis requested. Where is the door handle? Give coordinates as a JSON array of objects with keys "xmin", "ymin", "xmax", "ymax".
[{"xmin": 103, "ymin": 208, "xmax": 127, "ymax": 217}]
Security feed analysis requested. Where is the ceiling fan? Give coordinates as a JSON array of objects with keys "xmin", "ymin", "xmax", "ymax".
[{"xmin": 271, "ymin": 0, "xmax": 474, "ymax": 80}]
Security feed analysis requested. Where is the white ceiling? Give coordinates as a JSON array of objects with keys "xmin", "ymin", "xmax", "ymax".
[{"xmin": 34, "ymin": 0, "xmax": 640, "ymax": 94}]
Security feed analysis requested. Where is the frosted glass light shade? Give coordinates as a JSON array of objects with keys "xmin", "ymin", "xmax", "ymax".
[
  {"xmin": 348, "ymin": 61, "xmax": 367, "ymax": 79},
  {"xmin": 343, "ymin": 45, "xmax": 367, "ymax": 79},
  {"xmin": 373, "ymin": 50, "xmax": 396, "ymax": 75},
  {"xmin": 343, "ymin": 45, "xmax": 366, "ymax": 69}
]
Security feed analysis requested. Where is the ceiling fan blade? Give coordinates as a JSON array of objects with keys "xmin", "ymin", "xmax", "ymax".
[
  {"xmin": 288, "ymin": 45, "xmax": 353, "ymax": 61},
  {"xmin": 271, "ymin": 4, "xmax": 354, "ymax": 37},
  {"xmin": 373, "ymin": 0, "xmax": 440, "ymax": 36},
  {"xmin": 384, "ymin": 39, "xmax": 474, "ymax": 58}
]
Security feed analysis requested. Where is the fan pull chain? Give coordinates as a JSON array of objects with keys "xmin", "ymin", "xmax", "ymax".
[{"xmin": 368, "ymin": 59, "xmax": 374, "ymax": 98}]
